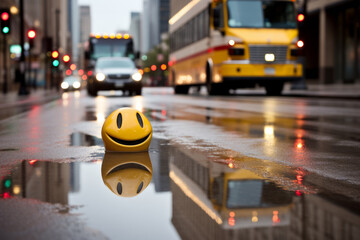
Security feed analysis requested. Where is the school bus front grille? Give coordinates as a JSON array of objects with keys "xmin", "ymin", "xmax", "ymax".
[{"xmin": 249, "ymin": 45, "xmax": 288, "ymax": 64}]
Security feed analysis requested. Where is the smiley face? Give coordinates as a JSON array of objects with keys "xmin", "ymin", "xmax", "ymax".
[
  {"xmin": 101, "ymin": 152, "xmax": 153, "ymax": 197},
  {"xmin": 102, "ymin": 108, "xmax": 152, "ymax": 152}
]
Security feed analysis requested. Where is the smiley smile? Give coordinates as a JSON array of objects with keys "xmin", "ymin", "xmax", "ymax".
[{"xmin": 107, "ymin": 133, "xmax": 151, "ymax": 146}]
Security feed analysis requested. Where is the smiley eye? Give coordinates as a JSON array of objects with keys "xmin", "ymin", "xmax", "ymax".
[
  {"xmin": 117, "ymin": 113, "xmax": 122, "ymax": 129},
  {"xmin": 137, "ymin": 182, "xmax": 144, "ymax": 193},
  {"xmin": 136, "ymin": 113, "xmax": 143, "ymax": 128},
  {"xmin": 117, "ymin": 182, "xmax": 123, "ymax": 195}
]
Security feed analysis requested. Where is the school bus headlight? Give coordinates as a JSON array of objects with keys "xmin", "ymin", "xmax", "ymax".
[
  {"xmin": 96, "ymin": 73, "xmax": 106, "ymax": 81},
  {"xmin": 228, "ymin": 39, "xmax": 235, "ymax": 46},
  {"xmin": 265, "ymin": 53, "xmax": 275, "ymax": 62},
  {"xmin": 132, "ymin": 72, "xmax": 142, "ymax": 81}
]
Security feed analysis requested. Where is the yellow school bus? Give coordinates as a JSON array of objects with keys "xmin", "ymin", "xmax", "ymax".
[{"xmin": 169, "ymin": 0, "xmax": 303, "ymax": 95}]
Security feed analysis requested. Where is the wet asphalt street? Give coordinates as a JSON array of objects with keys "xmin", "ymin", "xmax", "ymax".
[{"xmin": 0, "ymin": 88, "xmax": 359, "ymax": 240}]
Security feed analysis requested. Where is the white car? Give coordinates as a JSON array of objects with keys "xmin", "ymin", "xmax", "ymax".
[
  {"xmin": 61, "ymin": 76, "xmax": 81, "ymax": 91},
  {"xmin": 87, "ymin": 57, "xmax": 142, "ymax": 96}
]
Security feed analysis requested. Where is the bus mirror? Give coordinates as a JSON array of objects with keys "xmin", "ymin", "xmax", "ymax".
[
  {"xmin": 135, "ymin": 51, "xmax": 140, "ymax": 60},
  {"xmin": 213, "ymin": 8, "xmax": 221, "ymax": 28}
]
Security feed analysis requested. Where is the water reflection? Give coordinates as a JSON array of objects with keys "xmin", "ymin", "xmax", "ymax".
[
  {"xmin": 1, "ymin": 160, "xmax": 71, "ymax": 206},
  {"xmin": 1, "ymin": 140, "xmax": 359, "ymax": 239},
  {"xmin": 70, "ymin": 132, "xmax": 103, "ymax": 146},
  {"xmin": 101, "ymin": 152, "xmax": 153, "ymax": 197},
  {"xmin": 168, "ymin": 144, "xmax": 360, "ymax": 240}
]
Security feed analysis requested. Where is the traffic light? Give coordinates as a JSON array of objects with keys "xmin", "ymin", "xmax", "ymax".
[
  {"xmin": 0, "ymin": 9, "xmax": 11, "ymax": 35},
  {"xmin": 63, "ymin": 55, "xmax": 70, "ymax": 63},
  {"xmin": 27, "ymin": 29, "xmax": 36, "ymax": 48},
  {"xmin": 297, "ymin": 13, "xmax": 305, "ymax": 22},
  {"xmin": 51, "ymin": 50, "xmax": 60, "ymax": 68},
  {"xmin": 2, "ymin": 176, "xmax": 12, "ymax": 199}
]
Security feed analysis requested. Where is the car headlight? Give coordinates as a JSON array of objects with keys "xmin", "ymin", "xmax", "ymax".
[
  {"xmin": 61, "ymin": 82, "xmax": 69, "ymax": 89},
  {"xmin": 73, "ymin": 81, "xmax": 81, "ymax": 89},
  {"xmin": 132, "ymin": 72, "xmax": 142, "ymax": 81},
  {"xmin": 96, "ymin": 73, "xmax": 106, "ymax": 81}
]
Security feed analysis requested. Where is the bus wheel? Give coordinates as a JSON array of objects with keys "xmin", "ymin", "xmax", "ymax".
[
  {"xmin": 174, "ymin": 85, "xmax": 189, "ymax": 94},
  {"xmin": 265, "ymin": 83, "xmax": 284, "ymax": 96}
]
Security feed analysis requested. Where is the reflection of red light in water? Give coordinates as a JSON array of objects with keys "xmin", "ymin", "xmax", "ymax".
[
  {"xmin": 296, "ymin": 175, "xmax": 303, "ymax": 184},
  {"xmin": 228, "ymin": 163, "xmax": 234, "ymax": 168},
  {"xmin": 296, "ymin": 190, "xmax": 302, "ymax": 196},
  {"xmin": 295, "ymin": 139, "xmax": 304, "ymax": 150},
  {"xmin": 3, "ymin": 192, "xmax": 10, "ymax": 199},
  {"xmin": 228, "ymin": 217, "xmax": 235, "ymax": 226},
  {"xmin": 29, "ymin": 160, "xmax": 38, "ymax": 166},
  {"xmin": 272, "ymin": 211, "xmax": 280, "ymax": 224}
]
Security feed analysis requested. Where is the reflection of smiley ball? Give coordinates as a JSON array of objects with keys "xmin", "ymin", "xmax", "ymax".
[
  {"xmin": 101, "ymin": 152, "xmax": 153, "ymax": 197},
  {"xmin": 102, "ymin": 108, "xmax": 152, "ymax": 152}
]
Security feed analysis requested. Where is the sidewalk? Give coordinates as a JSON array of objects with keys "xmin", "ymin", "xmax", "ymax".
[
  {"xmin": 284, "ymin": 83, "xmax": 360, "ymax": 99},
  {"xmin": 0, "ymin": 88, "xmax": 62, "ymax": 109}
]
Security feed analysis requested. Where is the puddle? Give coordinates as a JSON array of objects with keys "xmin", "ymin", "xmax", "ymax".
[
  {"xmin": 70, "ymin": 132, "xmax": 103, "ymax": 147},
  {"xmin": 1, "ymin": 138, "xmax": 359, "ymax": 239}
]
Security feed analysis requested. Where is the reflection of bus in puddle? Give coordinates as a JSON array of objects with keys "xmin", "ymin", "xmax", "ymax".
[
  {"xmin": 210, "ymin": 169, "xmax": 292, "ymax": 229},
  {"xmin": 169, "ymin": 145, "xmax": 293, "ymax": 239}
]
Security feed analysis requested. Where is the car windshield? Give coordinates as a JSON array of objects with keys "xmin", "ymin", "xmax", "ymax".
[
  {"xmin": 64, "ymin": 77, "xmax": 79, "ymax": 83},
  {"xmin": 90, "ymin": 38, "xmax": 134, "ymax": 60},
  {"xmin": 96, "ymin": 59, "xmax": 135, "ymax": 69},
  {"xmin": 227, "ymin": 0, "xmax": 297, "ymax": 29}
]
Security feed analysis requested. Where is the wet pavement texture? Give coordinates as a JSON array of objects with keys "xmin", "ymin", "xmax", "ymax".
[{"xmin": 0, "ymin": 88, "xmax": 359, "ymax": 239}]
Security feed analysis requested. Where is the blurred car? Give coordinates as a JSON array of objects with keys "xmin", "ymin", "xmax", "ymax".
[
  {"xmin": 87, "ymin": 57, "xmax": 142, "ymax": 97},
  {"xmin": 61, "ymin": 76, "xmax": 82, "ymax": 91}
]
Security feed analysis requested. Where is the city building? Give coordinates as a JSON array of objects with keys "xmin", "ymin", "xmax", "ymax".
[
  {"xmin": 68, "ymin": 0, "xmax": 79, "ymax": 64},
  {"xmin": 78, "ymin": 5, "xmax": 91, "ymax": 69},
  {"xmin": 141, "ymin": 0, "xmax": 169, "ymax": 54},
  {"xmin": 304, "ymin": 0, "xmax": 360, "ymax": 84},
  {"xmin": 79, "ymin": 5, "xmax": 91, "ymax": 43},
  {"xmin": 129, "ymin": 12, "xmax": 141, "ymax": 53},
  {"xmin": 0, "ymin": 0, "xmax": 73, "ymax": 92}
]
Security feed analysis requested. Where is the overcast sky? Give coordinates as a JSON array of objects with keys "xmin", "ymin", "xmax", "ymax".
[{"xmin": 78, "ymin": 0, "xmax": 143, "ymax": 34}]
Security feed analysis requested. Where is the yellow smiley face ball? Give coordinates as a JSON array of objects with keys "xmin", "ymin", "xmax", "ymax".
[{"xmin": 101, "ymin": 108, "xmax": 152, "ymax": 152}]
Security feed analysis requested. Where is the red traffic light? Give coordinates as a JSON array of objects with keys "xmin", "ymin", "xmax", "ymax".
[
  {"xmin": 297, "ymin": 14, "xmax": 305, "ymax": 22},
  {"xmin": 27, "ymin": 30, "xmax": 36, "ymax": 39},
  {"xmin": 1, "ymin": 12, "xmax": 9, "ymax": 21},
  {"xmin": 63, "ymin": 55, "xmax": 70, "ymax": 63},
  {"xmin": 51, "ymin": 51, "xmax": 59, "ymax": 58}
]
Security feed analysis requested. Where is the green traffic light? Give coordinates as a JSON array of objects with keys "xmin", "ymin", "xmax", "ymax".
[
  {"xmin": 4, "ymin": 179, "xmax": 11, "ymax": 188},
  {"xmin": 52, "ymin": 60, "xmax": 60, "ymax": 67},
  {"xmin": 2, "ymin": 27, "xmax": 10, "ymax": 34}
]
